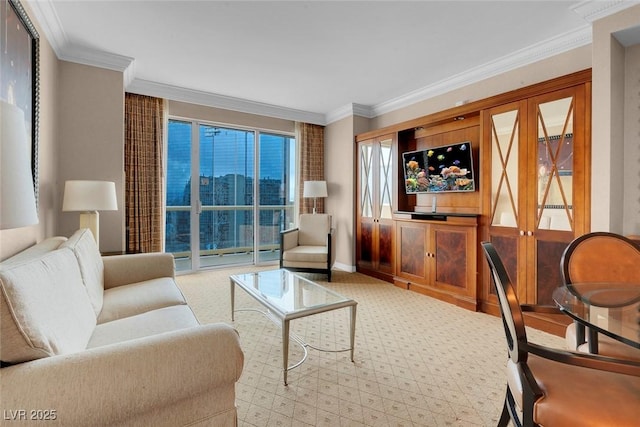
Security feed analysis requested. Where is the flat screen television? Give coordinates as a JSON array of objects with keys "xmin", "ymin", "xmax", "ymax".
[{"xmin": 402, "ymin": 141, "xmax": 475, "ymax": 193}]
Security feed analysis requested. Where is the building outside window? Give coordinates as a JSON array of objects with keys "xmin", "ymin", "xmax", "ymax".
[{"xmin": 166, "ymin": 119, "xmax": 296, "ymax": 271}]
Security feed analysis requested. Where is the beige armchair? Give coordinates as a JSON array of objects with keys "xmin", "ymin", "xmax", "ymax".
[{"xmin": 280, "ymin": 214, "xmax": 334, "ymax": 281}]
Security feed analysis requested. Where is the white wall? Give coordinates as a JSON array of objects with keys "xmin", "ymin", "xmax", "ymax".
[
  {"xmin": 168, "ymin": 100, "xmax": 295, "ymax": 134},
  {"xmin": 57, "ymin": 62, "xmax": 125, "ymax": 253},
  {"xmin": 592, "ymin": 4, "xmax": 640, "ymax": 233},
  {"xmin": 623, "ymin": 44, "xmax": 640, "ymax": 235},
  {"xmin": 324, "ymin": 116, "xmax": 354, "ymax": 270}
]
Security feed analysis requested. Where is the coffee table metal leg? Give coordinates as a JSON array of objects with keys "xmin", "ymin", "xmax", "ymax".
[
  {"xmin": 230, "ymin": 279, "xmax": 235, "ymax": 321},
  {"xmin": 282, "ymin": 319, "xmax": 290, "ymax": 386},
  {"xmin": 350, "ymin": 304, "xmax": 357, "ymax": 362}
]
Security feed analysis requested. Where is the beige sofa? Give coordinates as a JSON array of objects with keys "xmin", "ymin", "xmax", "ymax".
[{"xmin": 0, "ymin": 229, "xmax": 244, "ymax": 426}]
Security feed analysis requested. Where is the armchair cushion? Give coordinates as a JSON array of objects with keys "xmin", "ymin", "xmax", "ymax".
[
  {"xmin": 298, "ymin": 214, "xmax": 331, "ymax": 246},
  {"xmin": 281, "ymin": 245, "xmax": 328, "ymax": 264}
]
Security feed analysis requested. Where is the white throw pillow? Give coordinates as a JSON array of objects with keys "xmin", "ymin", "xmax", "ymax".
[
  {"xmin": 60, "ymin": 228, "xmax": 105, "ymax": 316},
  {"xmin": 0, "ymin": 248, "xmax": 97, "ymax": 363}
]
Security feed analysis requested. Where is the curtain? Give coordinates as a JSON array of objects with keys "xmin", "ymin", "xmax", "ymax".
[
  {"xmin": 296, "ymin": 122, "xmax": 325, "ymax": 214},
  {"xmin": 124, "ymin": 93, "xmax": 164, "ymax": 253}
]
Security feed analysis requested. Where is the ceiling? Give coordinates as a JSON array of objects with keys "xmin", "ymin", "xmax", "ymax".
[{"xmin": 28, "ymin": 1, "xmax": 639, "ymax": 125}]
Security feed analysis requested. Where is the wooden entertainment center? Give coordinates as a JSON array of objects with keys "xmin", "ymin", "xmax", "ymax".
[{"xmin": 355, "ymin": 70, "xmax": 592, "ymax": 335}]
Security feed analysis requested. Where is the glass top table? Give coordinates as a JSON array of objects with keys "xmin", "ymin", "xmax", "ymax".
[
  {"xmin": 230, "ymin": 269, "xmax": 357, "ymax": 385},
  {"xmin": 553, "ymin": 282, "xmax": 640, "ymax": 350}
]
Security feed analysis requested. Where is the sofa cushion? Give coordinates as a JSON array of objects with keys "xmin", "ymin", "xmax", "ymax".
[
  {"xmin": 60, "ymin": 228, "xmax": 104, "ymax": 316},
  {"xmin": 0, "ymin": 248, "xmax": 96, "ymax": 363},
  {"xmin": 88, "ymin": 305, "xmax": 199, "ymax": 348},
  {"xmin": 98, "ymin": 277, "xmax": 187, "ymax": 324}
]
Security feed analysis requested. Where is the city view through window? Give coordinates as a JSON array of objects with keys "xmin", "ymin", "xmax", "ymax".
[{"xmin": 166, "ymin": 120, "xmax": 296, "ymax": 271}]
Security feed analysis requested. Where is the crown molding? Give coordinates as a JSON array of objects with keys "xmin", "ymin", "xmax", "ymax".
[
  {"xmin": 59, "ymin": 44, "xmax": 135, "ymax": 73},
  {"xmin": 127, "ymin": 79, "xmax": 326, "ymax": 125},
  {"xmin": 571, "ymin": 0, "xmax": 640, "ymax": 23},
  {"xmin": 27, "ymin": 0, "xmax": 67, "ymax": 57},
  {"xmin": 370, "ymin": 25, "xmax": 592, "ymax": 118},
  {"xmin": 28, "ymin": 0, "xmax": 635, "ymax": 126},
  {"xmin": 325, "ymin": 103, "xmax": 374, "ymax": 124}
]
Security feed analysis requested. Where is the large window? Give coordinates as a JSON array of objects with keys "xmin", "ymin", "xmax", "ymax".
[{"xmin": 166, "ymin": 119, "xmax": 296, "ymax": 271}]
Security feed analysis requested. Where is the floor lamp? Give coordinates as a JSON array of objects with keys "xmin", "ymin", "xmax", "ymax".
[
  {"xmin": 0, "ymin": 101, "xmax": 39, "ymax": 229},
  {"xmin": 303, "ymin": 181, "xmax": 327, "ymax": 214},
  {"xmin": 62, "ymin": 180, "xmax": 117, "ymax": 247}
]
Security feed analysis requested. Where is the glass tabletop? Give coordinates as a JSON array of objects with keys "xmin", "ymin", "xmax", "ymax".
[
  {"xmin": 553, "ymin": 283, "xmax": 640, "ymax": 348},
  {"xmin": 231, "ymin": 269, "xmax": 355, "ymax": 319}
]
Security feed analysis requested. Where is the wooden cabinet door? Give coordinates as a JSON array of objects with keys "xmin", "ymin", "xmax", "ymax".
[
  {"xmin": 483, "ymin": 100, "xmax": 528, "ymax": 304},
  {"xmin": 376, "ymin": 136, "xmax": 395, "ymax": 275},
  {"xmin": 396, "ymin": 220, "xmax": 428, "ymax": 282},
  {"xmin": 525, "ymin": 85, "xmax": 590, "ymax": 305},
  {"xmin": 483, "ymin": 84, "xmax": 591, "ymax": 312},
  {"xmin": 357, "ymin": 139, "xmax": 376, "ymax": 271},
  {"xmin": 356, "ymin": 135, "xmax": 395, "ymax": 279},
  {"xmin": 431, "ymin": 223, "xmax": 477, "ymax": 300}
]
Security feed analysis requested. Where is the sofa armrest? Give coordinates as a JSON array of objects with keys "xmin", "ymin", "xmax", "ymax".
[
  {"xmin": 0, "ymin": 323, "xmax": 244, "ymax": 426},
  {"xmin": 103, "ymin": 252, "xmax": 175, "ymax": 289}
]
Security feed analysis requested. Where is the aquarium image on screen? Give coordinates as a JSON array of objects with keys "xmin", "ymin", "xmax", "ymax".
[{"xmin": 402, "ymin": 141, "xmax": 475, "ymax": 193}]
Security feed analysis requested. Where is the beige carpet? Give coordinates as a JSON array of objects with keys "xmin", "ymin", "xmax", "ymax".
[{"xmin": 177, "ymin": 267, "xmax": 564, "ymax": 427}]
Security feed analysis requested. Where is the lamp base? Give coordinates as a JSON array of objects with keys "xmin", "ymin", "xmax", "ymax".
[{"xmin": 79, "ymin": 211, "xmax": 100, "ymax": 247}]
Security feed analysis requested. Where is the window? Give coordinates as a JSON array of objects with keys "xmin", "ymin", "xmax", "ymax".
[{"xmin": 165, "ymin": 119, "xmax": 296, "ymax": 271}]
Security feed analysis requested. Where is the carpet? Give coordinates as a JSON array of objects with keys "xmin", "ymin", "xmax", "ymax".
[{"xmin": 177, "ymin": 267, "xmax": 564, "ymax": 426}]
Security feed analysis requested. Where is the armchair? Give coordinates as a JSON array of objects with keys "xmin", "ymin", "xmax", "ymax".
[{"xmin": 279, "ymin": 214, "xmax": 334, "ymax": 281}]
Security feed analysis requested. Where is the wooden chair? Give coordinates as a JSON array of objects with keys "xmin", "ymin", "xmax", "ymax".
[
  {"xmin": 279, "ymin": 214, "xmax": 334, "ymax": 281},
  {"xmin": 561, "ymin": 232, "xmax": 640, "ymax": 360},
  {"xmin": 481, "ymin": 241, "xmax": 640, "ymax": 427}
]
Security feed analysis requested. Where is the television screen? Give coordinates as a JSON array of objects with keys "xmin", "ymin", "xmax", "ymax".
[{"xmin": 402, "ymin": 141, "xmax": 475, "ymax": 193}]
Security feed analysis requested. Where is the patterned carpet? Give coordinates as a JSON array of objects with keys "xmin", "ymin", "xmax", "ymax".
[{"xmin": 176, "ymin": 267, "xmax": 564, "ymax": 427}]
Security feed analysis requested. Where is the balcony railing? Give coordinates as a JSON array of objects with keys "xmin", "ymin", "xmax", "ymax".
[{"xmin": 165, "ymin": 204, "xmax": 295, "ymax": 260}]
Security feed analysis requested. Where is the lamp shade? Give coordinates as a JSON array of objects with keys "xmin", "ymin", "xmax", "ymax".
[
  {"xmin": 62, "ymin": 180, "xmax": 118, "ymax": 212},
  {"xmin": 303, "ymin": 181, "xmax": 328, "ymax": 198},
  {"xmin": 0, "ymin": 101, "xmax": 39, "ymax": 229}
]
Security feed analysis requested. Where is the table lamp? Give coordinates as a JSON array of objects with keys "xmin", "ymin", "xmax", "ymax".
[
  {"xmin": 303, "ymin": 180, "xmax": 327, "ymax": 214},
  {"xmin": 0, "ymin": 101, "xmax": 39, "ymax": 229},
  {"xmin": 62, "ymin": 180, "xmax": 117, "ymax": 246}
]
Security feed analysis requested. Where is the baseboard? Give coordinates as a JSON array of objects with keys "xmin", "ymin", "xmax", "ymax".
[{"xmin": 333, "ymin": 262, "xmax": 356, "ymax": 273}]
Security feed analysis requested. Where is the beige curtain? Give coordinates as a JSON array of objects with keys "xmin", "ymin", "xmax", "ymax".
[
  {"xmin": 296, "ymin": 122, "xmax": 325, "ymax": 214},
  {"xmin": 124, "ymin": 93, "xmax": 164, "ymax": 253}
]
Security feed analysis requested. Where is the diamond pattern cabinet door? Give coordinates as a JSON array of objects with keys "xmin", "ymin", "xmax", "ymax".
[
  {"xmin": 379, "ymin": 139, "xmax": 393, "ymax": 221},
  {"xmin": 360, "ymin": 143, "xmax": 374, "ymax": 219},
  {"xmin": 356, "ymin": 135, "xmax": 396, "ymax": 280},
  {"xmin": 535, "ymin": 96, "xmax": 574, "ymax": 232},
  {"xmin": 482, "ymin": 83, "xmax": 590, "ymax": 309},
  {"xmin": 483, "ymin": 101, "xmax": 528, "ymax": 303},
  {"xmin": 527, "ymin": 86, "xmax": 589, "ymax": 305},
  {"xmin": 357, "ymin": 141, "xmax": 375, "ymax": 270}
]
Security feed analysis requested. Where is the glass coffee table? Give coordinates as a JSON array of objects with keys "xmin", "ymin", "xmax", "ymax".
[{"xmin": 230, "ymin": 269, "xmax": 357, "ymax": 385}]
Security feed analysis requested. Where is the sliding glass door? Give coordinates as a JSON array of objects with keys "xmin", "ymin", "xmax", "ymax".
[{"xmin": 166, "ymin": 119, "xmax": 296, "ymax": 272}]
